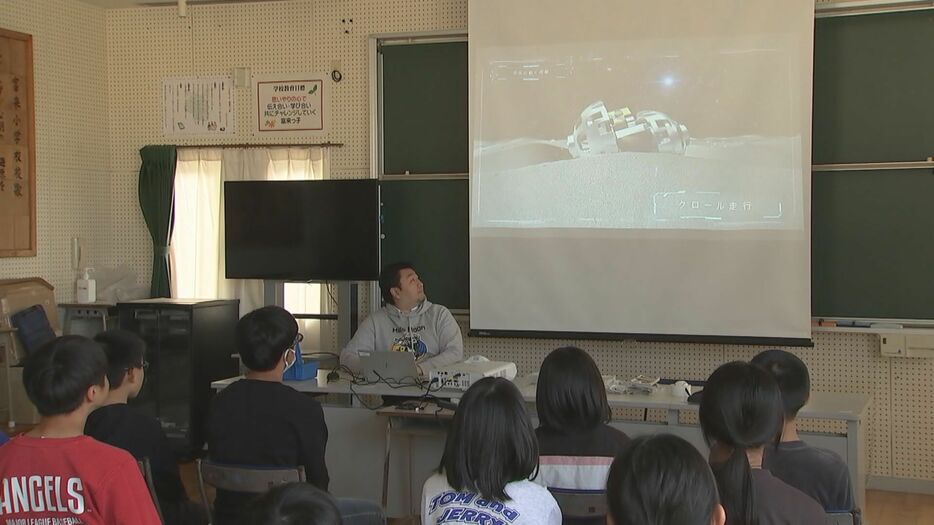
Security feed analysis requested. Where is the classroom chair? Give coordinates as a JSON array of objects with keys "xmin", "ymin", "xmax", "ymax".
[
  {"xmin": 827, "ymin": 511, "xmax": 856, "ymax": 525},
  {"xmin": 138, "ymin": 457, "xmax": 165, "ymax": 524},
  {"xmin": 547, "ymin": 488, "xmax": 607, "ymax": 523},
  {"xmin": 195, "ymin": 459, "xmax": 305, "ymax": 523}
]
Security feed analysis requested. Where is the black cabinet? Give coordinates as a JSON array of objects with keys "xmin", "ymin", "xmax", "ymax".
[{"xmin": 117, "ymin": 299, "xmax": 239, "ymax": 457}]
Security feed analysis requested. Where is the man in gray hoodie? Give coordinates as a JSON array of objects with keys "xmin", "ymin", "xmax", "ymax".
[{"xmin": 340, "ymin": 262, "xmax": 464, "ymax": 376}]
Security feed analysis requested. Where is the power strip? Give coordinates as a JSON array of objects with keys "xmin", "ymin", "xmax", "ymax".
[{"xmin": 429, "ymin": 356, "xmax": 518, "ymax": 392}]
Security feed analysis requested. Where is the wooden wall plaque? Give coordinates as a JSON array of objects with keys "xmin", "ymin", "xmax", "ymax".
[{"xmin": 0, "ymin": 28, "xmax": 36, "ymax": 257}]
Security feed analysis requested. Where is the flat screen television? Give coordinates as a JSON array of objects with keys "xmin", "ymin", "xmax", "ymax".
[{"xmin": 224, "ymin": 179, "xmax": 380, "ymax": 281}]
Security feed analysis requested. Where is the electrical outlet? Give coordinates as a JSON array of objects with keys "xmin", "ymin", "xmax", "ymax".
[{"xmin": 880, "ymin": 334, "xmax": 906, "ymax": 357}]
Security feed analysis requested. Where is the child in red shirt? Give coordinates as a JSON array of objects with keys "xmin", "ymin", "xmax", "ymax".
[{"xmin": 0, "ymin": 335, "xmax": 161, "ymax": 525}]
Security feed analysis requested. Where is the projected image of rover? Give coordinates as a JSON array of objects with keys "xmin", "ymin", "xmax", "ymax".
[
  {"xmin": 473, "ymin": 98, "xmax": 795, "ymax": 227},
  {"xmin": 566, "ymin": 101, "xmax": 690, "ymax": 158}
]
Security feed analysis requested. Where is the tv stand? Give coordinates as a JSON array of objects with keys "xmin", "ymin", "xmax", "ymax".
[{"xmin": 263, "ymin": 281, "xmax": 360, "ymax": 351}]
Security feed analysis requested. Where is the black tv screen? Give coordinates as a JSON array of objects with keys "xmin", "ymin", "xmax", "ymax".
[{"xmin": 224, "ymin": 179, "xmax": 380, "ymax": 281}]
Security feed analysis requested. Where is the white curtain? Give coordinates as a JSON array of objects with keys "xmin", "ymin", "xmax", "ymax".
[
  {"xmin": 172, "ymin": 147, "xmax": 330, "ymax": 349},
  {"xmin": 172, "ymin": 148, "xmax": 223, "ymax": 302}
]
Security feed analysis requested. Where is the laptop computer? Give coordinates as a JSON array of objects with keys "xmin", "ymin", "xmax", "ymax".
[{"xmin": 359, "ymin": 351, "xmax": 419, "ymax": 383}]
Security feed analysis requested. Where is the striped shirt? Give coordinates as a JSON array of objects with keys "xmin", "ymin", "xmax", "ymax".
[{"xmin": 533, "ymin": 425, "xmax": 630, "ymax": 525}]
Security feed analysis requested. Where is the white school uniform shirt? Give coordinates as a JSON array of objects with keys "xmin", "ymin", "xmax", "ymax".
[{"xmin": 422, "ymin": 472, "xmax": 562, "ymax": 525}]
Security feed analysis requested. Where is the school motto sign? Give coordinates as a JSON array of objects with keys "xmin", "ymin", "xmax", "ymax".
[{"xmin": 253, "ymin": 74, "xmax": 328, "ymax": 134}]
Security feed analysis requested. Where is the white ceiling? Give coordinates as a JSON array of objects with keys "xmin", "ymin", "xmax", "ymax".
[{"xmin": 76, "ymin": 0, "xmax": 284, "ymax": 8}]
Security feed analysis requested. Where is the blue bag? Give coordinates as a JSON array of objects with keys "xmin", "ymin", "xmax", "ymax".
[{"xmin": 282, "ymin": 339, "xmax": 318, "ymax": 381}]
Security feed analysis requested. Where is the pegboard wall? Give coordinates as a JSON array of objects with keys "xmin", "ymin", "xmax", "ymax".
[
  {"xmin": 2, "ymin": 0, "xmax": 929, "ymax": 485},
  {"xmin": 103, "ymin": 0, "xmax": 469, "ymax": 298},
  {"xmin": 0, "ymin": 0, "xmax": 110, "ymax": 302},
  {"xmin": 457, "ymin": 315, "xmax": 931, "ymax": 482}
]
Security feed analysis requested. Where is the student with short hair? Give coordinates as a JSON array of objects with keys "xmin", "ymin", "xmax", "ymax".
[
  {"xmin": 85, "ymin": 329, "xmax": 207, "ymax": 525},
  {"xmin": 207, "ymin": 306, "xmax": 384, "ymax": 525},
  {"xmin": 606, "ymin": 433, "xmax": 726, "ymax": 525},
  {"xmin": 422, "ymin": 377, "xmax": 562, "ymax": 525},
  {"xmin": 241, "ymin": 482, "xmax": 343, "ymax": 525},
  {"xmin": 207, "ymin": 306, "xmax": 330, "ymax": 524},
  {"xmin": 0, "ymin": 336, "xmax": 161, "ymax": 524},
  {"xmin": 700, "ymin": 361, "xmax": 826, "ymax": 525},
  {"xmin": 752, "ymin": 349, "xmax": 855, "ymax": 513},
  {"xmin": 533, "ymin": 346, "xmax": 629, "ymax": 524}
]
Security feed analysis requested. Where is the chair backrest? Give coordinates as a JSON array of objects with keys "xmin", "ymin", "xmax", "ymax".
[
  {"xmin": 196, "ymin": 459, "xmax": 306, "ymax": 522},
  {"xmin": 827, "ymin": 512, "xmax": 855, "ymax": 525},
  {"xmin": 137, "ymin": 457, "xmax": 165, "ymax": 524},
  {"xmin": 548, "ymin": 489, "xmax": 607, "ymax": 519},
  {"xmin": 197, "ymin": 459, "xmax": 306, "ymax": 493}
]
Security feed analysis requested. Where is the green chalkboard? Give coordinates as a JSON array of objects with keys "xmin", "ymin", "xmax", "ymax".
[
  {"xmin": 380, "ymin": 179, "xmax": 469, "ymax": 310},
  {"xmin": 812, "ymin": 11, "xmax": 934, "ymax": 164},
  {"xmin": 381, "ymin": 41, "xmax": 468, "ymax": 175},
  {"xmin": 812, "ymin": 11, "xmax": 934, "ymax": 319},
  {"xmin": 812, "ymin": 169, "xmax": 934, "ymax": 319},
  {"xmin": 378, "ymin": 38, "xmax": 470, "ymax": 310}
]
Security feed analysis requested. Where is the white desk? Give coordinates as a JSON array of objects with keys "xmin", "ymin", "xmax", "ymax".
[{"xmin": 211, "ymin": 375, "xmax": 871, "ymax": 517}]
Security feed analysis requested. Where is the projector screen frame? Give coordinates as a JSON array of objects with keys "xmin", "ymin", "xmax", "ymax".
[
  {"xmin": 467, "ymin": 0, "xmax": 815, "ymax": 342},
  {"xmin": 468, "ymin": 328, "xmax": 813, "ymax": 348}
]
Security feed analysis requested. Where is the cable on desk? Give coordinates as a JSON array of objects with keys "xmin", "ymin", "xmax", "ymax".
[
  {"xmin": 347, "ymin": 381, "xmax": 383, "ymax": 410},
  {"xmin": 336, "ymin": 367, "xmax": 458, "ymax": 411}
]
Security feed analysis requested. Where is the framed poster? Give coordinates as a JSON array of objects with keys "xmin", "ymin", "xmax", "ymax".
[
  {"xmin": 0, "ymin": 28, "xmax": 36, "ymax": 257},
  {"xmin": 253, "ymin": 74, "xmax": 328, "ymax": 134},
  {"xmin": 162, "ymin": 76, "xmax": 235, "ymax": 136}
]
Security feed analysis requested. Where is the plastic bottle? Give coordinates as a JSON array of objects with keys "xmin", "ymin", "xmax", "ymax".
[{"xmin": 76, "ymin": 268, "xmax": 96, "ymax": 303}]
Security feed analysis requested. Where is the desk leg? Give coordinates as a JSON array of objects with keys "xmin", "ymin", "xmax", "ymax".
[
  {"xmin": 382, "ymin": 417, "xmax": 392, "ymax": 508},
  {"xmin": 101, "ymin": 310, "xmax": 108, "ymax": 331},
  {"xmin": 407, "ymin": 435, "xmax": 414, "ymax": 517},
  {"xmin": 63, "ymin": 310, "xmax": 72, "ymax": 336}
]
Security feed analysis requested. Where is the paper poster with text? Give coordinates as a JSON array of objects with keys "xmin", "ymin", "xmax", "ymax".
[
  {"xmin": 254, "ymin": 74, "xmax": 328, "ymax": 134},
  {"xmin": 162, "ymin": 76, "xmax": 235, "ymax": 136}
]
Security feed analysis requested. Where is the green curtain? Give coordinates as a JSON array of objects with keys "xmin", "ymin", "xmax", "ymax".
[{"xmin": 138, "ymin": 145, "xmax": 177, "ymax": 298}]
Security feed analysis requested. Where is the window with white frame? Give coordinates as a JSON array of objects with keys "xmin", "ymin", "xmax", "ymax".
[{"xmin": 171, "ymin": 146, "xmax": 332, "ymax": 350}]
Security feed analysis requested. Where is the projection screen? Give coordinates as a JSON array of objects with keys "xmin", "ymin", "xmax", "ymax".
[{"xmin": 469, "ymin": 0, "xmax": 814, "ymax": 342}]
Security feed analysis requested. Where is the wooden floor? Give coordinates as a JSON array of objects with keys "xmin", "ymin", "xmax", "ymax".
[{"xmin": 864, "ymin": 490, "xmax": 934, "ymax": 525}]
